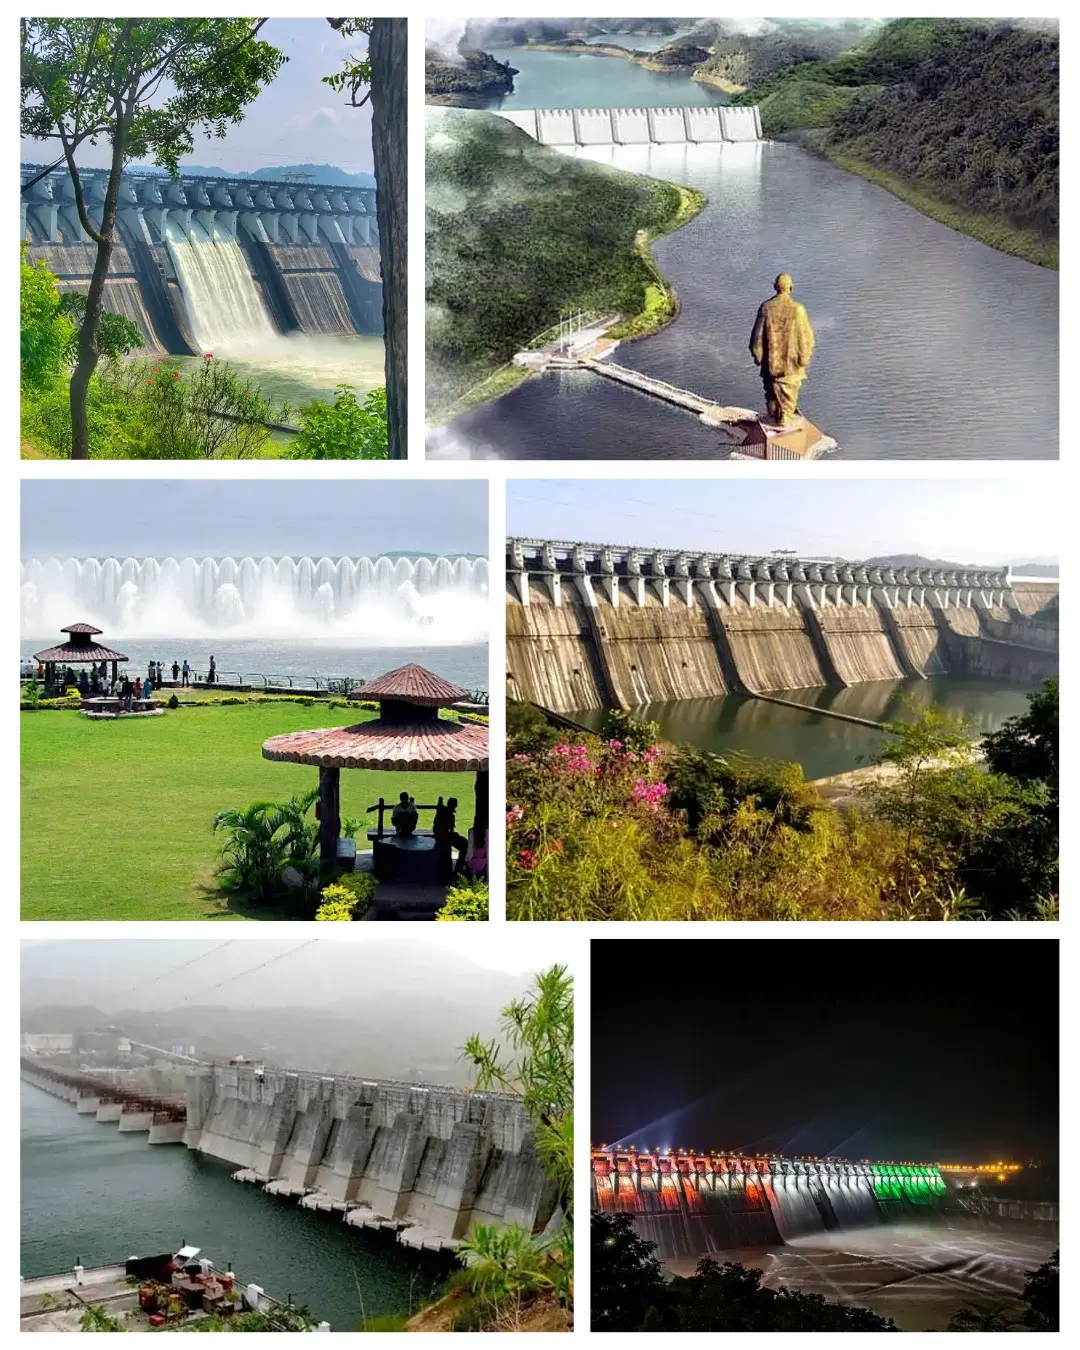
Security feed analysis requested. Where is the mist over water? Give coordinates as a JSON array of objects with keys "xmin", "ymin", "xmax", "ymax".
[
  {"xmin": 21, "ymin": 555, "xmax": 490, "ymax": 648},
  {"xmin": 162, "ymin": 220, "xmax": 384, "ymax": 405}
]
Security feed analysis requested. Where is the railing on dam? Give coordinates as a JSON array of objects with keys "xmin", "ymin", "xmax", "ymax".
[
  {"xmin": 507, "ymin": 536, "xmax": 1016, "ymax": 612},
  {"xmin": 21, "ymin": 164, "xmax": 379, "ymax": 249},
  {"xmin": 495, "ymin": 104, "xmax": 763, "ymax": 146}
]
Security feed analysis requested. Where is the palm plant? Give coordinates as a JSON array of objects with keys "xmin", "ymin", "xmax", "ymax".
[
  {"xmin": 455, "ymin": 1224, "xmax": 554, "ymax": 1303},
  {"xmin": 212, "ymin": 788, "xmax": 318, "ymax": 905}
]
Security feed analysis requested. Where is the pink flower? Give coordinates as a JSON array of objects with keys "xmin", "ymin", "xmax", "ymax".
[
  {"xmin": 632, "ymin": 778, "xmax": 668, "ymax": 809},
  {"xmin": 643, "ymin": 745, "xmax": 663, "ymax": 764},
  {"xmin": 506, "ymin": 803, "xmax": 524, "ymax": 824},
  {"xmin": 607, "ymin": 739, "xmax": 623, "ymax": 751},
  {"xmin": 512, "ymin": 752, "xmax": 530, "ymax": 763},
  {"xmin": 204, "ymin": 353, "xmax": 214, "ymax": 359},
  {"xmin": 553, "ymin": 744, "xmax": 570, "ymax": 757},
  {"xmin": 517, "ymin": 848, "xmax": 538, "ymax": 870}
]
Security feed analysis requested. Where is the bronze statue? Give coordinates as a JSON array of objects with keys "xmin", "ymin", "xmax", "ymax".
[{"xmin": 749, "ymin": 273, "xmax": 815, "ymax": 427}]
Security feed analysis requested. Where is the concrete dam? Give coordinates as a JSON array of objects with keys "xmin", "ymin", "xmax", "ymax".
[
  {"xmin": 23, "ymin": 1060, "xmax": 554, "ymax": 1253},
  {"xmin": 495, "ymin": 103, "xmax": 762, "ymax": 145},
  {"xmin": 592, "ymin": 1149, "xmax": 951, "ymax": 1261},
  {"xmin": 506, "ymin": 539, "xmax": 1059, "ymax": 713},
  {"xmin": 21, "ymin": 165, "xmax": 382, "ymax": 354}
]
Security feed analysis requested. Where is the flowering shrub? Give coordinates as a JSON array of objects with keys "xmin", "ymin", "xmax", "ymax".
[{"xmin": 507, "ymin": 721, "xmax": 903, "ymax": 922}]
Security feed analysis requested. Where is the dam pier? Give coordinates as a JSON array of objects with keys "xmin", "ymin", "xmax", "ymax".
[
  {"xmin": 22, "ymin": 1059, "xmax": 554, "ymax": 1253},
  {"xmin": 507, "ymin": 538, "xmax": 1059, "ymax": 714}
]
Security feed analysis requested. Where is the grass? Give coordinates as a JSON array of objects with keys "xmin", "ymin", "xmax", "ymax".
[
  {"xmin": 21, "ymin": 703, "xmax": 477, "ymax": 921},
  {"xmin": 607, "ymin": 186, "xmax": 706, "ymax": 342}
]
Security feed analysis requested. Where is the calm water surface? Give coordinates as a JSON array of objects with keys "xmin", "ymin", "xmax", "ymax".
[
  {"xmin": 571, "ymin": 676, "xmax": 1035, "ymax": 780},
  {"xmin": 21, "ymin": 1085, "xmax": 453, "ymax": 1330},
  {"xmin": 483, "ymin": 42, "xmax": 725, "ymax": 110},
  {"xmin": 432, "ymin": 128, "xmax": 1057, "ymax": 460}
]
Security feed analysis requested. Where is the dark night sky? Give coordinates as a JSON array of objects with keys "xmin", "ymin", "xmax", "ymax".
[{"xmin": 591, "ymin": 940, "xmax": 1058, "ymax": 1163}]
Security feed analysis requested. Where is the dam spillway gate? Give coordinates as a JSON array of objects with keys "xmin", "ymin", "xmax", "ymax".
[
  {"xmin": 21, "ymin": 165, "xmax": 383, "ymax": 354},
  {"xmin": 592, "ymin": 1148, "xmax": 951, "ymax": 1259},
  {"xmin": 506, "ymin": 538, "xmax": 1059, "ymax": 712}
]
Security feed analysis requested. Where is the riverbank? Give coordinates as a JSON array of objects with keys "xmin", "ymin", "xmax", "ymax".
[{"xmin": 781, "ymin": 129, "xmax": 1058, "ymax": 271}]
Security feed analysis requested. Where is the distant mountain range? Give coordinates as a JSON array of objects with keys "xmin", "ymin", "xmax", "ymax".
[
  {"xmin": 866, "ymin": 554, "xmax": 1058, "ymax": 576},
  {"xmin": 131, "ymin": 161, "xmax": 376, "ymax": 188}
]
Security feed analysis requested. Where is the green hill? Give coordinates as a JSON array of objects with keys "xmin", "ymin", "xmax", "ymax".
[
  {"xmin": 425, "ymin": 109, "xmax": 688, "ymax": 416},
  {"xmin": 728, "ymin": 18, "xmax": 1057, "ymax": 264}
]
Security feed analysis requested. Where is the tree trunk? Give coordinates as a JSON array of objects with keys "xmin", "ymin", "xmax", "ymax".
[
  {"xmin": 369, "ymin": 18, "xmax": 407, "ymax": 458},
  {"xmin": 68, "ymin": 122, "xmax": 126, "ymax": 459}
]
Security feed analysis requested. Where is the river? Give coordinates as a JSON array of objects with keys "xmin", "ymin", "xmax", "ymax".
[
  {"xmin": 666, "ymin": 1222, "xmax": 1057, "ymax": 1331},
  {"xmin": 569, "ymin": 676, "xmax": 1035, "ymax": 780},
  {"xmin": 430, "ymin": 62, "xmax": 1057, "ymax": 460},
  {"xmin": 20, "ymin": 638, "xmax": 487, "ymax": 694},
  {"xmin": 21, "ymin": 1084, "xmax": 454, "ymax": 1330}
]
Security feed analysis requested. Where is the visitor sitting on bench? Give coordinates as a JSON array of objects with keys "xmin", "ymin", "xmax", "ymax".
[
  {"xmin": 433, "ymin": 797, "xmax": 469, "ymax": 879},
  {"xmin": 391, "ymin": 791, "xmax": 418, "ymax": 837}
]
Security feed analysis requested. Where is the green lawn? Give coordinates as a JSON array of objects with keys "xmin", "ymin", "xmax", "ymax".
[{"xmin": 21, "ymin": 704, "xmax": 477, "ymax": 921}]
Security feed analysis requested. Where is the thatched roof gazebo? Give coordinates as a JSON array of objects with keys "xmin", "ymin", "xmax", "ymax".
[
  {"xmin": 33, "ymin": 623, "xmax": 128, "ymax": 688},
  {"xmin": 262, "ymin": 663, "xmax": 488, "ymax": 867}
]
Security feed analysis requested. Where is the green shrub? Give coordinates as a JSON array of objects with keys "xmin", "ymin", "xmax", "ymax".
[
  {"xmin": 316, "ymin": 873, "xmax": 376, "ymax": 920},
  {"xmin": 287, "ymin": 385, "xmax": 388, "ymax": 460},
  {"xmin": 167, "ymin": 693, "xmax": 179, "ymax": 709},
  {"xmin": 600, "ymin": 709, "xmax": 660, "ymax": 754},
  {"xmin": 212, "ymin": 789, "xmax": 319, "ymax": 907},
  {"xmin": 437, "ymin": 879, "xmax": 489, "ymax": 921}
]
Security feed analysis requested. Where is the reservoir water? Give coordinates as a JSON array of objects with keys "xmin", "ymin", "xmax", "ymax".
[
  {"xmin": 21, "ymin": 1084, "xmax": 454, "ymax": 1330},
  {"xmin": 483, "ymin": 42, "xmax": 726, "ymax": 110},
  {"xmin": 429, "ymin": 51, "xmax": 1058, "ymax": 460},
  {"xmin": 569, "ymin": 676, "xmax": 1035, "ymax": 780}
]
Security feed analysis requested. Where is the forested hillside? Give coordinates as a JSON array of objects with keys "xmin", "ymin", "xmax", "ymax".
[{"xmin": 426, "ymin": 110, "xmax": 683, "ymax": 414}]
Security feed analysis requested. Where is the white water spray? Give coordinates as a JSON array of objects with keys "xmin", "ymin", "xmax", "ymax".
[
  {"xmin": 21, "ymin": 555, "xmax": 489, "ymax": 647},
  {"xmin": 164, "ymin": 219, "xmax": 278, "ymax": 350}
]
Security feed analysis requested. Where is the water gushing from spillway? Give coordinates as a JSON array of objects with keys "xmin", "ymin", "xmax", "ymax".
[
  {"xmin": 21, "ymin": 555, "xmax": 489, "ymax": 647},
  {"xmin": 163, "ymin": 219, "xmax": 277, "ymax": 350}
]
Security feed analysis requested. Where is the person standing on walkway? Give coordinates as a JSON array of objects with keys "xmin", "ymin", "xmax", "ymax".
[
  {"xmin": 208, "ymin": 656, "xmax": 217, "ymax": 685},
  {"xmin": 181, "ymin": 659, "xmax": 190, "ymax": 687},
  {"xmin": 171, "ymin": 659, "xmax": 180, "ymax": 684}
]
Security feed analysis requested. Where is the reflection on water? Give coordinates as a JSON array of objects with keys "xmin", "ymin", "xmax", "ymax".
[
  {"xmin": 439, "ymin": 140, "xmax": 1058, "ymax": 460},
  {"xmin": 21, "ymin": 1085, "xmax": 452, "ymax": 1329},
  {"xmin": 668, "ymin": 1222, "xmax": 1057, "ymax": 1332},
  {"xmin": 174, "ymin": 334, "xmax": 385, "ymax": 421},
  {"xmin": 570, "ymin": 677, "xmax": 1036, "ymax": 780},
  {"xmin": 484, "ymin": 44, "xmax": 726, "ymax": 110}
]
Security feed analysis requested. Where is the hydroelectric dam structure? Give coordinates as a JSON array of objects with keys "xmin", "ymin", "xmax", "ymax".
[
  {"xmin": 592, "ymin": 1148, "xmax": 952, "ymax": 1260},
  {"xmin": 22, "ymin": 1059, "xmax": 555, "ymax": 1253},
  {"xmin": 494, "ymin": 103, "xmax": 763, "ymax": 145},
  {"xmin": 21, "ymin": 165, "xmax": 382, "ymax": 354},
  {"xmin": 507, "ymin": 539, "xmax": 1059, "ymax": 713}
]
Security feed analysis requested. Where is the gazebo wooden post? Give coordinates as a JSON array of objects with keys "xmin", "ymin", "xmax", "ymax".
[
  {"xmin": 318, "ymin": 767, "xmax": 341, "ymax": 865},
  {"xmin": 473, "ymin": 769, "xmax": 489, "ymax": 839}
]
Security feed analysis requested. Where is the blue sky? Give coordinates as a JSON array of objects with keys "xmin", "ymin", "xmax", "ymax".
[
  {"xmin": 21, "ymin": 20, "xmax": 373, "ymax": 175},
  {"xmin": 506, "ymin": 480, "xmax": 1056, "ymax": 566},
  {"xmin": 22, "ymin": 481, "xmax": 488, "ymax": 559}
]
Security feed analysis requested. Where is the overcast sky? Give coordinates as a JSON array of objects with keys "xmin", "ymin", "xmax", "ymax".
[
  {"xmin": 22, "ymin": 935, "xmax": 572, "ymax": 1012},
  {"xmin": 21, "ymin": 20, "xmax": 374, "ymax": 176},
  {"xmin": 507, "ymin": 480, "xmax": 1057, "ymax": 566},
  {"xmin": 22, "ymin": 481, "xmax": 488, "ymax": 559}
]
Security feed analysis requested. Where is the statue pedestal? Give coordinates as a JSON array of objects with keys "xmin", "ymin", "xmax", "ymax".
[{"xmin": 699, "ymin": 407, "xmax": 837, "ymax": 460}]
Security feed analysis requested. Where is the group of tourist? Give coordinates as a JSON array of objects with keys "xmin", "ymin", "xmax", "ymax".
[
  {"xmin": 21, "ymin": 655, "xmax": 218, "ymax": 693},
  {"xmin": 391, "ymin": 791, "xmax": 485, "ymax": 880}
]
